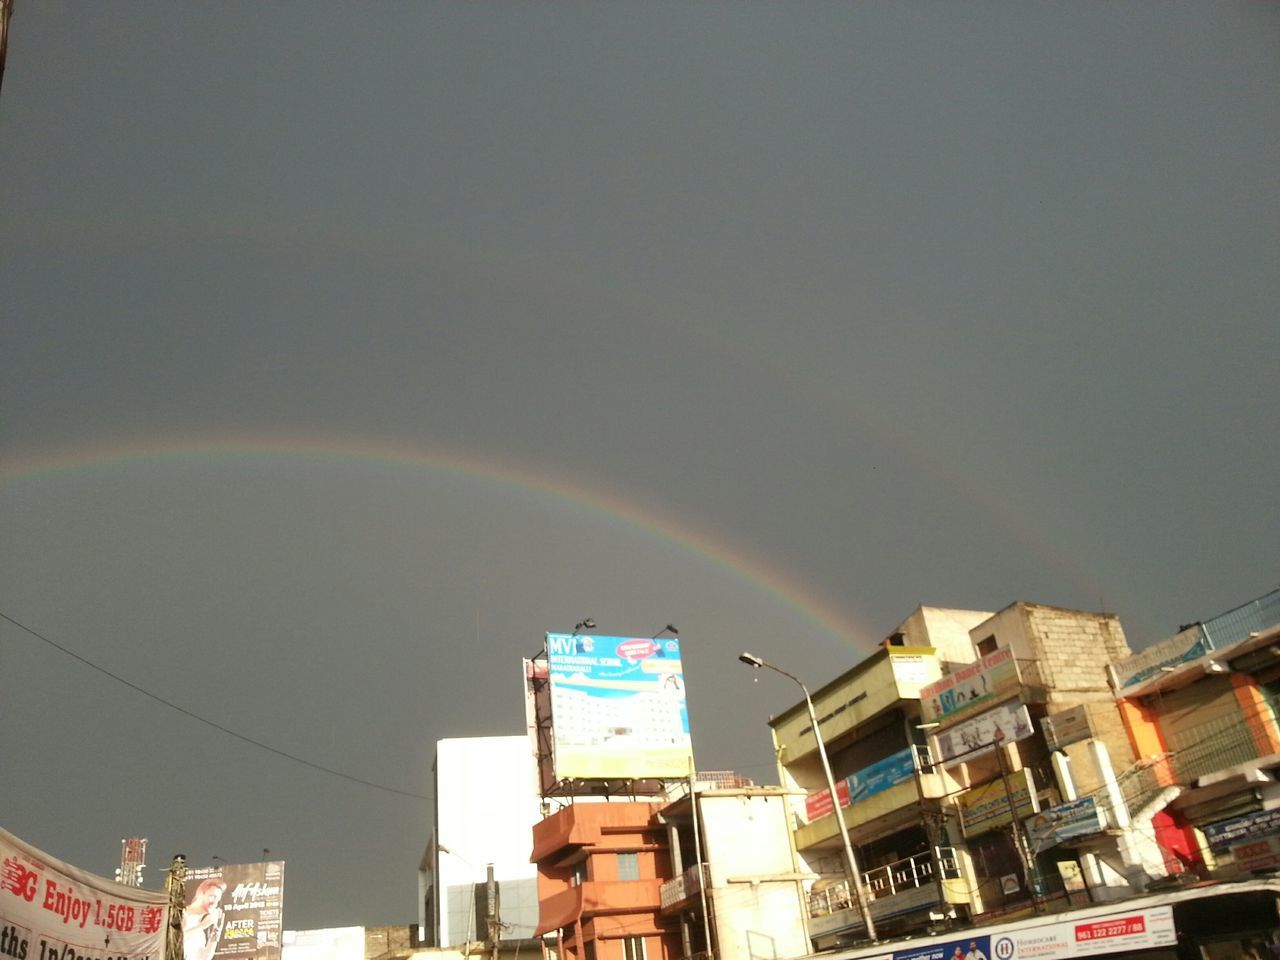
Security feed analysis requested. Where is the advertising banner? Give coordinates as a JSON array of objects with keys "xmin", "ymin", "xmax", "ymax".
[
  {"xmin": 0, "ymin": 827, "xmax": 167, "ymax": 960},
  {"xmin": 933, "ymin": 702, "xmax": 1034, "ymax": 765},
  {"xmin": 803, "ymin": 748, "xmax": 917, "ymax": 821},
  {"xmin": 1025, "ymin": 798, "xmax": 1106, "ymax": 853},
  {"xmin": 957, "ymin": 769, "xmax": 1038, "ymax": 837},
  {"xmin": 893, "ymin": 933, "xmax": 992, "ymax": 960},
  {"xmin": 544, "ymin": 633, "xmax": 693, "ymax": 780},
  {"xmin": 848, "ymin": 748, "xmax": 916, "ymax": 803},
  {"xmin": 804, "ymin": 779, "xmax": 851, "ymax": 822},
  {"xmin": 987, "ymin": 906, "xmax": 1175, "ymax": 960},
  {"xmin": 182, "ymin": 862, "xmax": 284, "ymax": 960},
  {"xmin": 920, "ymin": 648, "xmax": 1020, "ymax": 726}
]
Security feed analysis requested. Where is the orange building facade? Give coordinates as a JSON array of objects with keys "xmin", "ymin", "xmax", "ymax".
[{"xmin": 532, "ymin": 802, "xmax": 681, "ymax": 960}]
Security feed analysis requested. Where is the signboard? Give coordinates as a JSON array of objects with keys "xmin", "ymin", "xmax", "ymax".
[
  {"xmin": 0, "ymin": 827, "xmax": 168, "ymax": 960},
  {"xmin": 804, "ymin": 748, "xmax": 917, "ymax": 821},
  {"xmin": 1201, "ymin": 807, "xmax": 1280, "ymax": 854},
  {"xmin": 544, "ymin": 633, "xmax": 693, "ymax": 780},
  {"xmin": 986, "ymin": 906, "xmax": 1176, "ymax": 960},
  {"xmin": 1025, "ymin": 798, "xmax": 1106, "ymax": 853},
  {"xmin": 848, "ymin": 748, "xmax": 916, "ymax": 803},
  {"xmin": 183, "ymin": 862, "xmax": 284, "ymax": 960},
  {"xmin": 805, "ymin": 779, "xmax": 851, "ymax": 822},
  {"xmin": 957, "ymin": 768, "xmax": 1038, "ymax": 837},
  {"xmin": 920, "ymin": 648, "xmax": 1021, "ymax": 726},
  {"xmin": 893, "ymin": 934, "xmax": 992, "ymax": 960},
  {"xmin": 1114, "ymin": 626, "xmax": 1211, "ymax": 689},
  {"xmin": 1040, "ymin": 706, "xmax": 1093, "ymax": 752},
  {"xmin": 888, "ymin": 651, "xmax": 941, "ymax": 696},
  {"xmin": 933, "ymin": 702, "xmax": 1034, "ymax": 765}
]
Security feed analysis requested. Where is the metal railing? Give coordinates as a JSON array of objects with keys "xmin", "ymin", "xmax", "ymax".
[
  {"xmin": 1165, "ymin": 699, "xmax": 1280, "ymax": 782},
  {"xmin": 807, "ymin": 848, "xmax": 958, "ymax": 916}
]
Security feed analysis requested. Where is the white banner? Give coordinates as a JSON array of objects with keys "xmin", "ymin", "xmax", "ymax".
[{"xmin": 0, "ymin": 827, "xmax": 168, "ymax": 960}]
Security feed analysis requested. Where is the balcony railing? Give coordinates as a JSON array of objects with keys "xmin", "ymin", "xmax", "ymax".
[
  {"xmin": 659, "ymin": 862, "xmax": 708, "ymax": 910},
  {"xmin": 1165, "ymin": 698, "xmax": 1280, "ymax": 782},
  {"xmin": 807, "ymin": 848, "xmax": 959, "ymax": 917}
]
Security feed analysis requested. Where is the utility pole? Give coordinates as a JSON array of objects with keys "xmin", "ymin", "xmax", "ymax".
[
  {"xmin": 485, "ymin": 864, "xmax": 499, "ymax": 960},
  {"xmin": 165, "ymin": 856, "xmax": 188, "ymax": 960}
]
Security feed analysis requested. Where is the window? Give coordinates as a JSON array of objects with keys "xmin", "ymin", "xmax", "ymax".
[
  {"xmin": 617, "ymin": 852, "xmax": 639, "ymax": 881},
  {"xmin": 623, "ymin": 938, "xmax": 646, "ymax": 960},
  {"xmin": 977, "ymin": 635, "xmax": 999, "ymax": 657},
  {"xmin": 570, "ymin": 861, "xmax": 587, "ymax": 886}
]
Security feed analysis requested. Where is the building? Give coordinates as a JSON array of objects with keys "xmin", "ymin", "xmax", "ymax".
[
  {"xmin": 532, "ymin": 800, "xmax": 678, "ymax": 960},
  {"xmin": 420, "ymin": 737, "xmax": 545, "ymax": 950},
  {"xmin": 1111, "ymin": 588, "xmax": 1280, "ymax": 880},
  {"xmin": 767, "ymin": 607, "xmax": 990, "ymax": 947},
  {"xmin": 766, "ymin": 602, "xmax": 1154, "ymax": 949},
  {"xmin": 531, "ymin": 777, "xmax": 808, "ymax": 960}
]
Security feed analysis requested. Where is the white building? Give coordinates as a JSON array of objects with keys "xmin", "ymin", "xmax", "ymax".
[{"xmin": 419, "ymin": 737, "xmax": 544, "ymax": 948}]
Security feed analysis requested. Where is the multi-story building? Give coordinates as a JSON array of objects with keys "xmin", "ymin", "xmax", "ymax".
[
  {"xmin": 531, "ymin": 777, "xmax": 809, "ymax": 960},
  {"xmin": 532, "ymin": 800, "xmax": 679, "ymax": 960},
  {"xmin": 657, "ymin": 777, "xmax": 809, "ymax": 960},
  {"xmin": 765, "ymin": 602, "xmax": 1153, "ymax": 949},
  {"xmin": 420, "ymin": 737, "xmax": 545, "ymax": 951},
  {"xmin": 1111, "ymin": 588, "xmax": 1280, "ymax": 880},
  {"xmin": 766, "ymin": 607, "xmax": 991, "ymax": 948}
]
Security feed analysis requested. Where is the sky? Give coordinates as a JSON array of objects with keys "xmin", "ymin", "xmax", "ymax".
[{"xmin": 2, "ymin": 1, "xmax": 1278, "ymax": 934}]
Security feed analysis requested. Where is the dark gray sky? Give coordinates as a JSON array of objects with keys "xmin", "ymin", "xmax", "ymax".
[{"xmin": 2, "ymin": 2, "xmax": 1277, "ymax": 933}]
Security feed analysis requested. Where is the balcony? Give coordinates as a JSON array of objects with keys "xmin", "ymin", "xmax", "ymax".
[
  {"xmin": 1166, "ymin": 699, "xmax": 1280, "ymax": 783},
  {"xmin": 806, "ymin": 848, "xmax": 964, "ymax": 936},
  {"xmin": 659, "ymin": 863, "xmax": 708, "ymax": 913}
]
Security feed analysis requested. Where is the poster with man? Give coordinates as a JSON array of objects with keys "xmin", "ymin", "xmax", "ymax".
[{"xmin": 182, "ymin": 862, "xmax": 284, "ymax": 960}]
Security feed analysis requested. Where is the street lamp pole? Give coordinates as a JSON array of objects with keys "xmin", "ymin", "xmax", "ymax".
[{"xmin": 739, "ymin": 652, "xmax": 878, "ymax": 942}]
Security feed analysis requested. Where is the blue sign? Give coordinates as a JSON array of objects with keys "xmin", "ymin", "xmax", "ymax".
[
  {"xmin": 847, "ymin": 747, "xmax": 915, "ymax": 803},
  {"xmin": 1202, "ymin": 807, "xmax": 1280, "ymax": 853},
  {"xmin": 894, "ymin": 935, "xmax": 991, "ymax": 960}
]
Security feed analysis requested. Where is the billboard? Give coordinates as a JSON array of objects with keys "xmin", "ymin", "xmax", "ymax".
[
  {"xmin": 957, "ymin": 768, "xmax": 1038, "ymax": 837},
  {"xmin": 932, "ymin": 701, "xmax": 1034, "ymax": 765},
  {"xmin": 0, "ymin": 827, "xmax": 168, "ymax": 960},
  {"xmin": 920, "ymin": 648, "xmax": 1020, "ymax": 727},
  {"xmin": 544, "ymin": 633, "xmax": 693, "ymax": 780},
  {"xmin": 182, "ymin": 862, "xmax": 284, "ymax": 960}
]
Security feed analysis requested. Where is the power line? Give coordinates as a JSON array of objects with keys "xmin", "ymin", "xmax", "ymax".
[{"xmin": 0, "ymin": 609, "xmax": 432, "ymax": 802}]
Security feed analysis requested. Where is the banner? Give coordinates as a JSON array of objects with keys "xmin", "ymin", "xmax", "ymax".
[
  {"xmin": 182, "ymin": 863, "xmax": 284, "ymax": 960},
  {"xmin": 920, "ymin": 648, "xmax": 1020, "ymax": 726},
  {"xmin": 988, "ymin": 906, "xmax": 1175, "ymax": 960},
  {"xmin": 0, "ymin": 827, "xmax": 167, "ymax": 960},
  {"xmin": 544, "ymin": 634, "xmax": 693, "ymax": 780},
  {"xmin": 933, "ymin": 702, "xmax": 1034, "ymax": 765},
  {"xmin": 1025, "ymin": 798, "xmax": 1106, "ymax": 853},
  {"xmin": 957, "ymin": 769, "xmax": 1038, "ymax": 837}
]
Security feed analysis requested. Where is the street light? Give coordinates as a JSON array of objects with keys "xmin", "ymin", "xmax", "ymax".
[{"xmin": 738, "ymin": 652, "xmax": 878, "ymax": 941}]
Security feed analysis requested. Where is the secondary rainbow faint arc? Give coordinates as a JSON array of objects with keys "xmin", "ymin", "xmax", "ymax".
[{"xmin": 0, "ymin": 436, "xmax": 877, "ymax": 648}]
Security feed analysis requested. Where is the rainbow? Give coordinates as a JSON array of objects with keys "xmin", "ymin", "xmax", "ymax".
[{"xmin": 0, "ymin": 435, "xmax": 878, "ymax": 648}]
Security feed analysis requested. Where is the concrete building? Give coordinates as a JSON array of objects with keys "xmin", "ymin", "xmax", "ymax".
[
  {"xmin": 1111, "ymin": 588, "xmax": 1280, "ymax": 881},
  {"xmin": 533, "ymin": 800, "xmax": 678, "ymax": 960},
  {"xmin": 532, "ymin": 777, "xmax": 809, "ymax": 960},
  {"xmin": 420, "ymin": 737, "xmax": 544, "ymax": 950},
  {"xmin": 657, "ymin": 779, "xmax": 809, "ymax": 960},
  {"xmin": 767, "ymin": 607, "xmax": 990, "ymax": 947},
  {"xmin": 766, "ymin": 602, "xmax": 1158, "ymax": 948}
]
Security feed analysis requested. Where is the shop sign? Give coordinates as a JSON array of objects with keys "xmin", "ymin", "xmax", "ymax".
[
  {"xmin": 1201, "ymin": 807, "xmax": 1280, "ymax": 853},
  {"xmin": 1025, "ymin": 797, "xmax": 1106, "ymax": 853},
  {"xmin": 934, "ymin": 701, "xmax": 1034, "ymax": 765},
  {"xmin": 986, "ymin": 905, "xmax": 1175, "ymax": 960},
  {"xmin": 921, "ymin": 647, "xmax": 1021, "ymax": 726},
  {"xmin": 958, "ymin": 768, "xmax": 1038, "ymax": 837}
]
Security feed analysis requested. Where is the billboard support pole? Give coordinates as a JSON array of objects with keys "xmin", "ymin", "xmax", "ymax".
[{"xmin": 165, "ymin": 856, "xmax": 188, "ymax": 960}]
